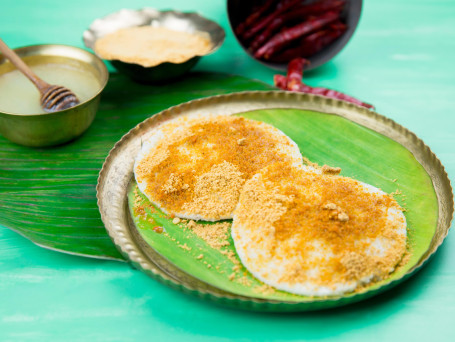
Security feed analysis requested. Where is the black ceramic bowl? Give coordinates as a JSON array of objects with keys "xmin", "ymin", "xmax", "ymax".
[{"xmin": 227, "ymin": 0, "xmax": 362, "ymax": 71}]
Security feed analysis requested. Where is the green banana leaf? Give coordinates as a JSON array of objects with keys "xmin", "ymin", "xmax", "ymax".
[
  {"xmin": 129, "ymin": 108, "xmax": 438, "ymax": 301},
  {"xmin": 0, "ymin": 72, "xmax": 273, "ymax": 260}
]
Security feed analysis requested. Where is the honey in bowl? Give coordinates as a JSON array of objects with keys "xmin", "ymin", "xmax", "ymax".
[{"xmin": 0, "ymin": 62, "xmax": 101, "ymax": 114}]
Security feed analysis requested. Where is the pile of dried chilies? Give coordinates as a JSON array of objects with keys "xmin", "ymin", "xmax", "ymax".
[
  {"xmin": 235, "ymin": 0, "xmax": 348, "ymax": 62},
  {"xmin": 275, "ymin": 58, "xmax": 374, "ymax": 109}
]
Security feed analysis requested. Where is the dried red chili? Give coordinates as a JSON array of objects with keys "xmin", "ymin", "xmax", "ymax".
[
  {"xmin": 235, "ymin": 0, "xmax": 276, "ymax": 36},
  {"xmin": 286, "ymin": 57, "xmax": 310, "ymax": 91},
  {"xmin": 249, "ymin": 0, "xmax": 345, "ymax": 52},
  {"xmin": 295, "ymin": 85, "xmax": 375, "ymax": 109},
  {"xmin": 275, "ymin": 58, "xmax": 375, "ymax": 110},
  {"xmin": 243, "ymin": 0, "xmax": 301, "ymax": 40},
  {"xmin": 254, "ymin": 11, "xmax": 340, "ymax": 59},
  {"xmin": 269, "ymin": 23, "xmax": 346, "ymax": 62},
  {"xmin": 274, "ymin": 74, "xmax": 287, "ymax": 89},
  {"xmin": 250, "ymin": 16, "xmax": 283, "ymax": 52}
]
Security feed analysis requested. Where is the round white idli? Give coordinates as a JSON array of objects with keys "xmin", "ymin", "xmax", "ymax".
[
  {"xmin": 134, "ymin": 115, "xmax": 302, "ymax": 221},
  {"xmin": 232, "ymin": 163, "xmax": 407, "ymax": 296}
]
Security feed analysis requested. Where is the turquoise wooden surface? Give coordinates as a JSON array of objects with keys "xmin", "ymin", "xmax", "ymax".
[{"xmin": 1, "ymin": 0, "xmax": 454, "ymax": 340}]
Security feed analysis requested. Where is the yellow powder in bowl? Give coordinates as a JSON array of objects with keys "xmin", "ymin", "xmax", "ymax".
[{"xmin": 94, "ymin": 26, "xmax": 213, "ymax": 67}]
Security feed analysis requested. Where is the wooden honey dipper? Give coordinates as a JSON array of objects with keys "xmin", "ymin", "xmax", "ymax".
[{"xmin": 0, "ymin": 38, "xmax": 79, "ymax": 112}]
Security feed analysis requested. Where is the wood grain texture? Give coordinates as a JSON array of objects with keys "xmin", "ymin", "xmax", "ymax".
[{"xmin": 0, "ymin": 72, "xmax": 272, "ymax": 260}]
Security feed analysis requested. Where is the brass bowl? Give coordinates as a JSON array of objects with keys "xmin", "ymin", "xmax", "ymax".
[
  {"xmin": 83, "ymin": 8, "xmax": 225, "ymax": 83},
  {"xmin": 0, "ymin": 44, "xmax": 108, "ymax": 147}
]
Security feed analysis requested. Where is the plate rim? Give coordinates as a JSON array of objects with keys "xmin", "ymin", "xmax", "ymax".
[{"xmin": 96, "ymin": 90, "xmax": 453, "ymax": 311}]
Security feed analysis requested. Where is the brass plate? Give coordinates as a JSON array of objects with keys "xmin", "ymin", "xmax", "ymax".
[{"xmin": 96, "ymin": 91, "xmax": 453, "ymax": 311}]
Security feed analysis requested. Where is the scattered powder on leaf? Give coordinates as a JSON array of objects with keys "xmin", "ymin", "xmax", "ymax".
[
  {"xmin": 321, "ymin": 165, "xmax": 342, "ymax": 175},
  {"xmin": 186, "ymin": 220, "xmax": 231, "ymax": 250}
]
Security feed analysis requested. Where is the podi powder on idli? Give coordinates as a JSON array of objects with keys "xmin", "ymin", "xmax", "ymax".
[{"xmin": 134, "ymin": 115, "xmax": 303, "ymax": 221}]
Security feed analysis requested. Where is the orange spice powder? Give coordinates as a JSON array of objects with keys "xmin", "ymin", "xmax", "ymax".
[
  {"xmin": 135, "ymin": 116, "xmax": 301, "ymax": 220},
  {"xmin": 234, "ymin": 162, "xmax": 407, "ymax": 289}
]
